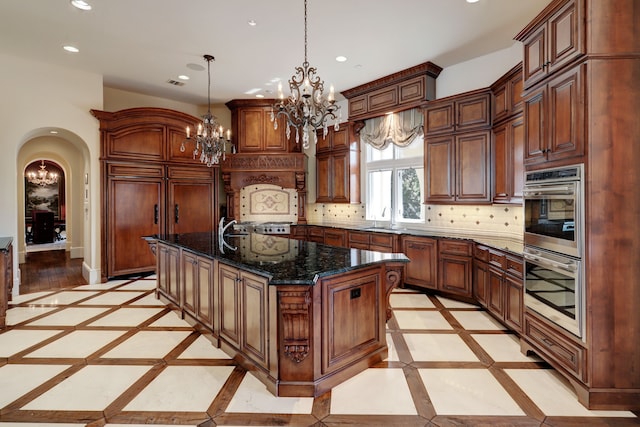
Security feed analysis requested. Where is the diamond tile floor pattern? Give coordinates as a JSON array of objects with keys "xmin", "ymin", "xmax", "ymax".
[{"xmin": 0, "ymin": 277, "xmax": 637, "ymax": 426}]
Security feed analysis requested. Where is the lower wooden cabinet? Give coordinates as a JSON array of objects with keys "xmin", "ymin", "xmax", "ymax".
[
  {"xmin": 157, "ymin": 242, "xmax": 180, "ymax": 306},
  {"xmin": 401, "ymin": 236, "xmax": 438, "ymax": 290},
  {"xmin": 438, "ymin": 239, "xmax": 473, "ymax": 298},
  {"xmin": 324, "ymin": 228, "xmax": 348, "ymax": 247},
  {"xmin": 218, "ymin": 262, "xmax": 270, "ymax": 369},
  {"xmin": 181, "ymin": 250, "xmax": 215, "ymax": 330},
  {"xmin": 473, "ymin": 244, "xmax": 524, "ymax": 333}
]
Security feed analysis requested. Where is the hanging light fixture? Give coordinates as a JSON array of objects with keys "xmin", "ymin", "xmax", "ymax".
[
  {"xmin": 181, "ymin": 54, "xmax": 230, "ymax": 167},
  {"xmin": 271, "ymin": 0, "xmax": 341, "ymax": 149},
  {"xmin": 26, "ymin": 160, "xmax": 58, "ymax": 186}
]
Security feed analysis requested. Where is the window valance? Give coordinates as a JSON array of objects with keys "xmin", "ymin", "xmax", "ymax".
[{"xmin": 360, "ymin": 108, "xmax": 423, "ymax": 150}]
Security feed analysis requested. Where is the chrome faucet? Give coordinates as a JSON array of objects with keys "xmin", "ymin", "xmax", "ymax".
[{"xmin": 218, "ymin": 217, "xmax": 237, "ymax": 253}]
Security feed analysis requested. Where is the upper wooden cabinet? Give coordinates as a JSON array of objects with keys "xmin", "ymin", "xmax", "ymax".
[
  {"xmin": 316, "ymin": 123, "xmax": 360, "ymax": 204},
  {"xmin": 341, "ymin": 62, "xmax": 442, "ymax": 121},
  {"xmin": 424, "ymin": 89, "xmax": 492, "ymax": 136},
  {"xmin": 225, "ymin": 99, "xmax": 300, "ymax": 154},
  {"xmin": 491, "ymin": 63, "xmax": 524, "ymax": 125},
  {"xmin": 515, "ymin": 0, "xmax": 585, "ymax": 89},
  {"xmin": 523, "ymin": 62, "xmax": 585, "ymax": 167}
]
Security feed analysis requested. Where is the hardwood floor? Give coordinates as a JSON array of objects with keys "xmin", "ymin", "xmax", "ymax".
[{"xmin": 19, "ymin": 249, "xmax": 85, "ymax": 294}]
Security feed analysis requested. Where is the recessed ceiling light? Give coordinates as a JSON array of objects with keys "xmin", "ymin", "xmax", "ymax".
[
  {"xmin": 244, "ymin": 88, "xmax": 262, "ymax": 95},
  {"xmin": 63, "ymin": 45, "xmax": 79, "ymax": 53},
  {"xmin": 255, "ymin": 94, "xmax": 265, "ymax": 98},
  {"xmin": 178, "ymin": 75, "xmax": 189, "ymax": 80},
  {"xmin": 186, "ymin": 63, "xmax": 205, "ymax": 71},
  {"xmin": 248, "ymin": 20, "xmax": 257, "ymax": 27},
  {"xmin": 336, "ymin": 56, "xmax": 347, "ymax": 62},
  {"xmin": 466, "ymin": 0, "xmax": 480, "ymax": 3},
  {"xmin": 71, "ymin": 0, "xmax": 92, "ymax": 10},
  {"xmin": 50, "ymin": 130, "xmax": 58, "ymax": 134}
]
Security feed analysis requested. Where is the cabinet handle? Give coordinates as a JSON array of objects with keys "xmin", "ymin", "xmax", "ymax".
[
  {"xmin": 174, "ymin": 204, "xmax": 179, "ymax": 224},
  {"xmin": 235, "ymin": 277, "xmax": 242, "ymax": 283},
  {"xmin": 154, "ymin": 204, "xmax": 159, "ymax": 225},
  {"xmin": 542, "ymin": 337, "xmax": 554, "ymax": 347}
]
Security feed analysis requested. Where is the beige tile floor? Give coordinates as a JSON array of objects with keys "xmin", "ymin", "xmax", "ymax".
[{"xmin": 0, "ymin": 277, "xmax": 637, "ymax": 426}]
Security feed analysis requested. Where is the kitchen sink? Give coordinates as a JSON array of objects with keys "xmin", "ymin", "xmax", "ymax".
[{"xmin": 361, "ymin": 225, "xmax": 407, "ymax": 232}]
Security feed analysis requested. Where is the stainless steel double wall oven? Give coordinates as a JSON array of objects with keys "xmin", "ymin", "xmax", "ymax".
[{"xmin": 523, "ymin": 164, "xmax": 585, "ymax": 339}]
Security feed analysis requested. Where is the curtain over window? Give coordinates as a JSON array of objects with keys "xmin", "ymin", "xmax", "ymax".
[{"xmin": 360, "ymin": 108, "xmax": 423, "ymax": 149}]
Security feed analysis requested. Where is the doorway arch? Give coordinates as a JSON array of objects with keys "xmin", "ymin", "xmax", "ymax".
[{"xmin": 16, "ymin": 128, "xmax": 91, "ymax": 291}]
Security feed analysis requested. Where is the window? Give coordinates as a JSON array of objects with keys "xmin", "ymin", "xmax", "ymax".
[{"xmin": 365, "ymin": 136, "xmax": 424, "ymax": 224}]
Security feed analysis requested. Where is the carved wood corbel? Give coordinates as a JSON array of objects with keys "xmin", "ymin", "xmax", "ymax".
[
  {"xmin": 384, "ymin": 263, "xmax": 403, "ymax": 322},
  {"xmin": 280, "ymin": 289, "xmax": 312, "ymax": 363}
]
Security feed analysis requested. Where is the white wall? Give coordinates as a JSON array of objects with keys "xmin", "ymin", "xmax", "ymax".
[
  {"xmin": 0, "ymin": 52, "xmax": 103, "ymax": 289},
  {"xmin": 436, "ymin": 42, "xmax": 522, "ymax": 98}
]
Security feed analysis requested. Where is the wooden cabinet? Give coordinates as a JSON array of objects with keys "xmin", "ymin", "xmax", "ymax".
[
  {"xmin": 438, "ymin": 239, "xmax": 472, "ymax": 298},
  {"xmin": 493, "ymin": 117, "xmax": 524, "ymax": 204},
  {"xmin": 424, "ymin": 89, "xmax": 492, "ymax": 204},
  {"xmin": 523, "ymin": 63, "xmax": 585, "ymax": 167},
  {"xmin": 517, "ymin": 0, "xmax": 584, "ymax": 89},
  {"xmin": 324, "ymin": 228, "xmax": 348, "ymax": 248},
  {"xmin": 424, "ymin": 90, "xmax": 491, "ymax": 136},
  {"xmin": 306, "ymin": 226, "xmax": 325, "ymax": 243},
  {"xmin": 401, "ymin": 235, "xmax": 438, "ymax": 290},
  {"xmin": 425, "ymin": 131, "xmax": 491, "ymax": 203},
  {"xmin": 316, "ymin": 123, "xmax": 360, "ymax": 203},
  {"xmin": 473, "ymin": 244, "xmax": 523, "ymax": 333},
  {"xmin": 94, "ymin": 108, "xmax": 219, "ymax": 280},
  {"xmin": 218, "ymin": 262, "xmax": 270, "ymax": 369},
  {"xmin": 341, "ymin": 62, "xmax": 441, "ymax": 121},
  {"xmin": 157, "ymin": 242, "xmax": 180, "ymax": 306},
  {"xmin": 0, "ymin": 238, "xmax": 13, "ymax": 329},
  {"xmin": 348, "ymin": 230, "xmax": 399, "ymax": 253},
  {"xmin": 491, "ymin": 63, "xmax": 524, "ymax": 124},
  {"xmin": 181, "ymin": 250, "xmax": 215, "ymax": 330},
  {"xmin": 225, "ymin": 99, "xmax": 297, "ymax": 153}
]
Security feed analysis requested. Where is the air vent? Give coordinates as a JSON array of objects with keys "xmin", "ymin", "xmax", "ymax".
[{"xmin": 166, "ymin": 79, "xmax": 185, "ymax": 86}]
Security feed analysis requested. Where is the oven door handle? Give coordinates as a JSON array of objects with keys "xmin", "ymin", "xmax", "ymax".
[
  {"xmin": 524, "ymin": 253, "xmax": 578, "ymax": 273},
  {"xmin": 523, "ymin": 185, "xmax": 574, "ymax": 196}
]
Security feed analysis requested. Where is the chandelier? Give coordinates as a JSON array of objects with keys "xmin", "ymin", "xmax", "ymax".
[
  {"xmin": 271, "ymin": 0, "xmax": 341, "ymax": 149},
  {"xmin": 26, "ymin": 160, "xmax": 58, "ymax": 186},
  {"xmin": 181, "ymin": 54, "xmax": 230, "ymax": 167}
]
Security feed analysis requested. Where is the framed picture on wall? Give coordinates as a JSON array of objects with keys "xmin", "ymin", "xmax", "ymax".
[{"xmin": 25, "ymin": 179, "xmax": 60, "ymax": 220}]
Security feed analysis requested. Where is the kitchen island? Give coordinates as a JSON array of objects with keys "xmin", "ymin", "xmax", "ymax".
[{"xmin": 148, "ymin": 231, "xmax": 408, "ymax": 397}]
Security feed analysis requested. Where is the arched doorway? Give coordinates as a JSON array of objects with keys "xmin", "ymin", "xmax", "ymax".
[
  {"xmin": 17, "ymin": 129, "xmax": 91, "ymax": 293},
  {"xmin": 24, "ymin": 159, "xmax": 65, "ymax": 250}
]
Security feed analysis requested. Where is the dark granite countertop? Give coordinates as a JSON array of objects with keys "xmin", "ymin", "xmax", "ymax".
[
  {"xmin": 151, "ymin": 232, "xmax": 408, "ymax": 286},
  {"xmin": 303, "ymin": 222, "xmax": 524, "ymax": 256},
  {"xmin": 0, "ymin": 237, "xmax": 12, "ymax": 252}
]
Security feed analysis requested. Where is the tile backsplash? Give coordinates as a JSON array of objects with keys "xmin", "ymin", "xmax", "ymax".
[
  {"xmin": 307, "ymin": 203, "xmax": 524, "ymax": 239},
  {"xmin": 238, "ymin": 184, "xmax": 298, "ymax": 223}
]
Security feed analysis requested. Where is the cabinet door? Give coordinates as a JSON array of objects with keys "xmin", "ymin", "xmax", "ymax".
[
  {"xmin": 330, "ymin": 152, "xmax": 350, "ymax": 203},
  {"xmin": 197, "ymin": 256, "xmax": 215, "ymax": 330},
  {"xmin": 547, "ymin": 0, "xmax": 584, "ymax": 75},
  {"xmin": 158, "ymin": 243, "xmax": 180, "ymax": 305},
  {"xmin": 219, "ymin": 263, "xmax": 241, "ymax": 348},
  {"xmin": 493, "ymin": 116, "xmax": 524, "ymax": 204},
  {"xmin": 439, "ymin": 254, "xmax": 472, "ymax": 297},
  {"xmin": 240, "ymin": 271, "xmax": 269, "ymax": 369},
  {"xmin": 504, "ymin": 274, "xmax": 524, "ymax": 333},
  {"xmin": 167, "ymin": 180, "xmax": 215, "ymax": 234},
  {"xmin": 316, "ymin": 154, "xmax": 331, "ymax": 203},
  {"xmin": 108, "ymin": 177, "xmax": 163, "ymax": 277},
  {"xmin": 182, "ymin": 250, "xmax": 198, "ymax": 316},
  {"xmin": 522, "ymin": 24, "xmax": 547, "ymax": 88},
  {"xmin": 348, "ymin": 231, "xmax": 370, "ymax": 250},
  {"xmin": 523, "ymin": 87, "xmax": 546, "ymax": 166},
  {"xmin": 487, "ymin": 266, "xmax": 504, "ymax": 318},
  {"xmin": 546, "ymin": 64, "xmax": 584, "ymax": 163},
  {"xmin": 424, "ymin": 101, "xmax": 455, "ymax": 136},
  {"xmin": 473, "ymin": 260, "xmax": 489, "ymax": 307},
  {"xmin": 402, "ymin": 237, "xmax": 437, "ymax": 289},
  {"xmin": 456, "ymin": 93, "xmax": 491, "ymax": 132},
  {"xmin": 425, "ymin": 136, "xmax": 455, "ymax": 202},
  {"xmin": 324, "ymin": 229, "xmax": 347, "ymax": 248},
  {"xmin": 456, "ymin": 131, "xmax": 491, "ymax": 203}
]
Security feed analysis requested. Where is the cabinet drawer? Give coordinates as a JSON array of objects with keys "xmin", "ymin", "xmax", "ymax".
[
  {"xmin": 488, "ymin": 250, "xmax": 507, "ymax": 269},
  {"xmin": 349, "ymin": 231, "xmax": 369, "ymax": 245},
  {"xmin": 108, "ymin": 163, "xmax": 164, "ymax": 178},
  {"xmin": 505, "ymin": 255, "xmax": 524, "ymax": 278},
  {"xmin": 439, "ymin": 239, "xmax": 472, "ymax": 256},
  {"xmin": 474, "ymin": 245, "xmax": 490, "ymax": 262},
  {"xmin": 370, "ymin": 234, "xmax": 395, "ymax": 249},
  {"xmin": 167, "ymin": 166, "xmax": 214, "ymax": 180},
  {"xmin": 525, "ymin": 312, "xmax": 585, "ymax": 380}
]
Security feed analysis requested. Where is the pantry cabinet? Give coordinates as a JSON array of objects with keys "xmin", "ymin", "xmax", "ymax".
[{"xmin": 93, "ymin": 108, "xmax": 219, "ymax": 281}]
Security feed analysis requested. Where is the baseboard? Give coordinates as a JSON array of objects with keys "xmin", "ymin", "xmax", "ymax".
[
  {"xmin": 70, "ymin": 246, "xmax": 83, "ymax": 259},
  {"xmin": 82, "ymin": 261, "xmax": 100, "ymax": 285}
]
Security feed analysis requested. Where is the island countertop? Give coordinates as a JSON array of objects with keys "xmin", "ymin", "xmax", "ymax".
[{"xmin": 150, "ymin": 232, "xmax": 408, "ymax": 285}]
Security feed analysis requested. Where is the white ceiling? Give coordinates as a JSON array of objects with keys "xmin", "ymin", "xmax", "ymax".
[{"xmin": 0, "ymin": 0, "xmax": 551, "ymax": 106}]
